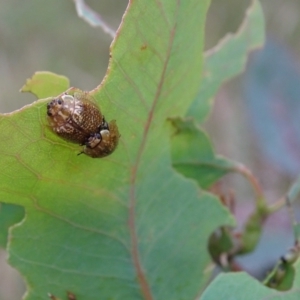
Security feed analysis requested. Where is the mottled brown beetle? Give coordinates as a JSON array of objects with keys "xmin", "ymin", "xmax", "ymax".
[
  {"xmin": 82, "ymin": 119, "xmax": 120, "ymax": 158},
  {"xmin": 47, "ymin": 91, "xmax": 103, "ymax": 144},
  {"xmin": 47, "ymin": 91, "xmax": 120, "ymax": 158}
]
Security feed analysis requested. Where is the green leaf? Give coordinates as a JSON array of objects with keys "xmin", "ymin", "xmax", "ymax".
[
  {"xmin": 0, "ymin": 203, "xmax": 24, "ymax": 248},
  {"xmin": 0, "ymin": 1, "xmax": 234, "ymax": 299},
  {"xmin": 170, "ymin": 117, "xmax": 236, "ymax": 189},
  {"xmin": 264, "ymin": 262, "xmax": 296, "ymax": 291},
  {"xmin": 187, "ymin": 0, "xmax": 265, "ymax": 123},
  {"xmin": 200, "ymin": 273, "xmax": 273, "ymax": 300},
  {"xmin": 200, "ymin": 259, "xmax": 300, "ymax": 300},
  {"xmin": 20, "ymin": 71, "xmax": 70, "ymax": 99}
]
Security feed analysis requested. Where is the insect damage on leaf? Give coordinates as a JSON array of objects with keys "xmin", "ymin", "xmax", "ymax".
[{"xmin": 47, "ymin": 90, "xmax": 120, "ymax": 158}]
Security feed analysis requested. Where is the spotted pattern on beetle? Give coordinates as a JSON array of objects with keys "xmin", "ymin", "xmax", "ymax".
[
  {"xmin": 83, "ymin": 120, "xmax": 120, "ymax": 158},
  {"xmin": 47, "ymin": 91, "xmax": 120, "ymax": 158}
]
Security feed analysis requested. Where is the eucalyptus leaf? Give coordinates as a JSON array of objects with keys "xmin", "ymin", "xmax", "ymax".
[
  {"xmin": 188, "ymin": 0, "xmax": 265, "ymax": 123},
  {"xmin": 0, "ymin": 0, "xmax": 234, "ymax": 299}
]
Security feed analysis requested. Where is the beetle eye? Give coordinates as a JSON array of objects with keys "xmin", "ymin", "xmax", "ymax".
[
  {"xmin": 57, "ymin": 99, "xmax": 62, "ymax": 105},
  {"xmin": 47, "ymin": 111, "xmax": 52, "ymax": 116}
]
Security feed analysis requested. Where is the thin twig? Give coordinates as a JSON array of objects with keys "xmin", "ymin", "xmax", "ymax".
[
  {"xmin": 270, "ymin": 176, "xmax": 300, "ymax": 213},
  {"xmin": 268, "ymin": 196, "xmax": 285, "ymax": 213},
  {"xmin": 73, "ymin": 0, "xmax": 116, "ymax": 39},
  {"xmin": 233, "ymin": 162, "xmax": 265, "ymax": 204}
]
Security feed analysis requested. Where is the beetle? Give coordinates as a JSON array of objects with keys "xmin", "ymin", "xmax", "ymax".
[
  {"xmin": 82, "ymin": 120, "xmax": 120, "ymax": 158},
  {"xmin": 47, "ymin": 91, "xmax": 120, "ymax": 158}
]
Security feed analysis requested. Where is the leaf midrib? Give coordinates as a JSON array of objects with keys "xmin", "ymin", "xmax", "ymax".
[{"xmin": 128, "ymin": 3, "xmax": 179, "ymax": 299}]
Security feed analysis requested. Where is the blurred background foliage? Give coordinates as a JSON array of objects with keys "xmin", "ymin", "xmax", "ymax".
[{"xmin": 1, "ymin": 0, "xmax": 300, "ymax": 299}]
